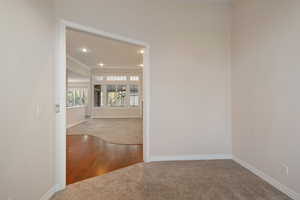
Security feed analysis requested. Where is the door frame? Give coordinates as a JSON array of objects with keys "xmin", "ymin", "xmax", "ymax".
[{"xmin": 54, "ymin": 20, "xmax": 151, "ymax": 190}]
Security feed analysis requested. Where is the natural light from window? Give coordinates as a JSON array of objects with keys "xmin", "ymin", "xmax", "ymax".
[
  {"xmin": 130, "ymin": 76, "xmax": 139, "ymax": 81},
  {"xmin": 106, "ymin": 76, "xmax": 127, "ymax": 81}
]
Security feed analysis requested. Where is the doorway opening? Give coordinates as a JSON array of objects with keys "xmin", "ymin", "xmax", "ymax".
[{"xmin": 55, "ymin": 21, "xmax": 150, "ymax": 188}]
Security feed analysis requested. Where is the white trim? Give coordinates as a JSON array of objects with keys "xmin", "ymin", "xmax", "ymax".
[
  {"xmin": 94, "ymin": 68, "xmax": 143, "ymax": 73},
  {"xmin": 67, "ymin": 105, "xmax": 87, "ymax": 109},
  {"xmin": 149, "ymin": 154, "xmax": 233, "ymax": 162},
  {"xmin": 68, "ymin": 80, "xmax": 90, "ymax": 84},
  {"xmin": 54, "ymin": 21, "xmax": 67, "ymax": 191},
  {"xmin": 92, "ymin": 106, "xmax": 141, "ymax": 109},
  {"xmin": 40, "ymin": 184, "xmax": 59, "ymax": 200},
  {"xmin": 67, "ymin": 55, "xmax": 91, "ymax": 71},
  {"xmin": 233, "ymin": 156, "xmax": 300, "ymax": 200},
  {"xmin": 55, "ymin": 20, "xmax": 151, "ymax": 190},
  {"xmin": 67, "ymin": 119, "xmax": 88, "ymax": 128},
  {"xmin": 91, "ymin": 116, "xmax": 141, "ymax": 119},
  {"xmin": 143, "ymin": 46, "xmax": 150, "ymax": 162},
  {"xmin": 62, "ymin": 20, "xmax": 149, "ymax": 47},
  {"xmin": 91, "ymin": 65, "xmax": 143, "ymax": 70}
]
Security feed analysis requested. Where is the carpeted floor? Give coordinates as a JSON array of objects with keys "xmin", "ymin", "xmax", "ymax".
[
  {"xmin": 67, "ymin": 118, "xmax": 143, "ymax": 145},
  {"xmin": 51, "ymin": 160, "xmax": 291, "ymax": 200}
]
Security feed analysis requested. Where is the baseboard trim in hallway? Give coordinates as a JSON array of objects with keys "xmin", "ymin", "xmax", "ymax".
[
  {"xmin": 149, "ymin": 154, "xmax": 233, "ymax": 162},
  {"xmin": 233, "ymin": 156, "xmax": 300, "ymax": 200},
  {"xmin": 40, "ymin": 184, "xmax": 59, "ymax": 200},
  {"xmin": 67, "ymin": 119, "xmax": 88, "ymax": 129}
]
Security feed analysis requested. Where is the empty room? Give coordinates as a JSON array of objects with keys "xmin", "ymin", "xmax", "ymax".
[{"xmin": 1, "ymin": 0, "xmax": 299, "ymax": 200}]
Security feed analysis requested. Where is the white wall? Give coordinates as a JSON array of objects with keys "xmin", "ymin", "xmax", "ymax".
[
  {"xmin": 92, "ymin": 107, "xmax": 141, "ymax": 118},
  {"xmin": 55, "ymin": 0, "xmax": 232, "ymax": 158},
  {"xmin": 67, "ymin": 56, "xmax": 91, "ymax": 77},
  {"xmin": 66, "ymin": 57, "xmax": 91, "ymax": 127},
  {"xmin": 0, "ymin": 0, "xmax": 55, "ymax": 200},
  {"xmin": 67, "ymin": 106, "xmax": 88, "ymax": 127},
  {"xmin": 232, "ymin": 0, "xmax": 300, "ymax": 196}
]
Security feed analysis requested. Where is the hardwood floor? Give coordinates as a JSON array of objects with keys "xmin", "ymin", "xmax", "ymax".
[
  {"xmin": 67, "ymin": 135, "xmax": 143, "ymax": 185},
  {"xmin": 67, "ymin": 118, "xmax": 143, "ymax": 145}
]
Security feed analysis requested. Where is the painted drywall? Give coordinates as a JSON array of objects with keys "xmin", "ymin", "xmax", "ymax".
[
  {"xmin": 55, "ymin": 0, "xmax": 232, "ymax": 157},
  {"xmin": 232, "ymin": 0, "xmax": 300, "ymax": 195},
  {"xmin": 92, "ymin": 107, "xmax": 141, "ymax": 118},
  {"xmin": 67, "ymin": 106, "xmax": 88, "ymax": 127},
  {"xmin": 67, "ymin": 56, "xmax": 90, "ymax": 77},
  {"xmin": 67, "ymin": 57, "xmax": 91, "ymax": 125},
  {"xmin": 0, "ymin": 0, "xmax": 55, "ymax": 200}
]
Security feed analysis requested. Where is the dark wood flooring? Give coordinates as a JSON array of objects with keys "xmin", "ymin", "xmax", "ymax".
[{"xmin": 67, "ymin": 135, "xmax": 143, "ymax": 185}]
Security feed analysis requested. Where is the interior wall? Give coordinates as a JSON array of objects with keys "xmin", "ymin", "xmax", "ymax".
[
  {"xmin": 66, "ymin": 57, "xmax": 91, "ymax": 127},
  {"xmin": 55, "ymin": 0, "xmax": 232, "ymax": 158},
  {"xmin": 232, "ymin": 0, "xmax": 300, "ymax": 195},
  {"xmin": 0, "ymin": 1, "xmax": 55, "ymax": 200},
  {"xmin": 67, "ymin": 56, "xmax": 91, "ymax": 77},
  {"xmin": 66, "ymin": 81, "xmax": 90, "ymax": 127},
  {"xmin": 67, "ymin": 106, "xmax": 88, "ymax": 127}
]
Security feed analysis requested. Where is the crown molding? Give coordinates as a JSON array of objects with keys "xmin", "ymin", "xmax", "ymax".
[{"xmin": 67, "ymin": 55, "xmax": 91, "ymax": 71}]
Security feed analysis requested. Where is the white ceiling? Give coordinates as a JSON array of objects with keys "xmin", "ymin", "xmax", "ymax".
[{"xmin": 66, "ymin": 28, "xmax": 144, "ymax": 69}]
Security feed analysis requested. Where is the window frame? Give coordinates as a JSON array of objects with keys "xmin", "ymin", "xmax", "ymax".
[{"xmin": 129, "ymin": 84, "xmax": 140, "ymax": 107}]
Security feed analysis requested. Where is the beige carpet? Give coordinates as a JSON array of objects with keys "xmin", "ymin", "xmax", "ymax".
[
  {"xmin": 51, "ymin": 160, "xmax": 291, "ymax": 200},
  {"xmin": 67, "ymin": 118, "xmax": 143, "ymax": 145}
]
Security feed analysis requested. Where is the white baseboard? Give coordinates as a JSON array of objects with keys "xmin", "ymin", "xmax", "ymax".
[
  {"xmin": 149, "ymin": 154, "xmax": 233, "ymax": 162},
  {"xmin": 40, "ymin": 184, "xmax": 59, "ymax": 200},
  {"xmin": 67, "ymin": 119, "xmax": 87, "ymax": 128},
  {"xmin": 91, "ymin": 116, "xmax": 142, "ymax": 119},
  {"xmin": 233, "ymin": 156, "xmax": 300, "ymax": 200}
]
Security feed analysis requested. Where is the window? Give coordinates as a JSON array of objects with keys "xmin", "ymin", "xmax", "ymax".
[
  {"xmin": 106, "ymin": 76, "xmax": 127, "ymax": 81},
  {"xmin": 93, "ymin": 74, "xmax": 141, "ymax": 107},
  {"xmin": 129, "ymin": 85, "xmax": 139, "ymax": 106},
  {"xmin": 130, "ymin": 76, "xmax": 139, "ymax": 81},
  {"xmin": 95, "ymin": 76, "xmax": 104, "ymax": 81},
  {"xmin": 67, "ymin": 90, "xmax": 74, "ymax": 107},
  {"xmin": 67, "ymin": 88, "xmax": 88, "ymax": 107},
  {"xmin": 106, "ymin": 85, "xmax": 127, "ymax": 107}
]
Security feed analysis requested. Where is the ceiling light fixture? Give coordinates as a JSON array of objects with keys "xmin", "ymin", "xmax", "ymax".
[
  {"xmin": 139, "ymin": 49, "xmax": 145, "ymax": 54},
  {"xmin": 98, "ymin": 63, "xmax": 104, "ymax": 67},
  {"xmin": 81, "ymin": 48, "xmax": 88, "ymax": 53},
  {"xmin": 138, "ymin": 64, "xmax": 144, "ymax": 67}
]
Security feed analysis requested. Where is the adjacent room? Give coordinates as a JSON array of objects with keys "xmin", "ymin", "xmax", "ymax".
[
  {"xmin": 1, "ymin": 0, "xmax": 300, "ymax": 200},
  {"xmin": 66, "ymin": 28, "xmax": 144, "ymax": 184}
]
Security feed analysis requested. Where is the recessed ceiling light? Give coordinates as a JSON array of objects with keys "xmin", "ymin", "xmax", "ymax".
[
  {"xmin": 79, "ymin": 47, "xmax": 90, "ymax": 53},
  {"xmin": 139, "ymin": 49, "xmax": 145, "ymax": 54},
  {"xmin": 98, "ymin": 63, "xmax": 104, "ymax": 67}
]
